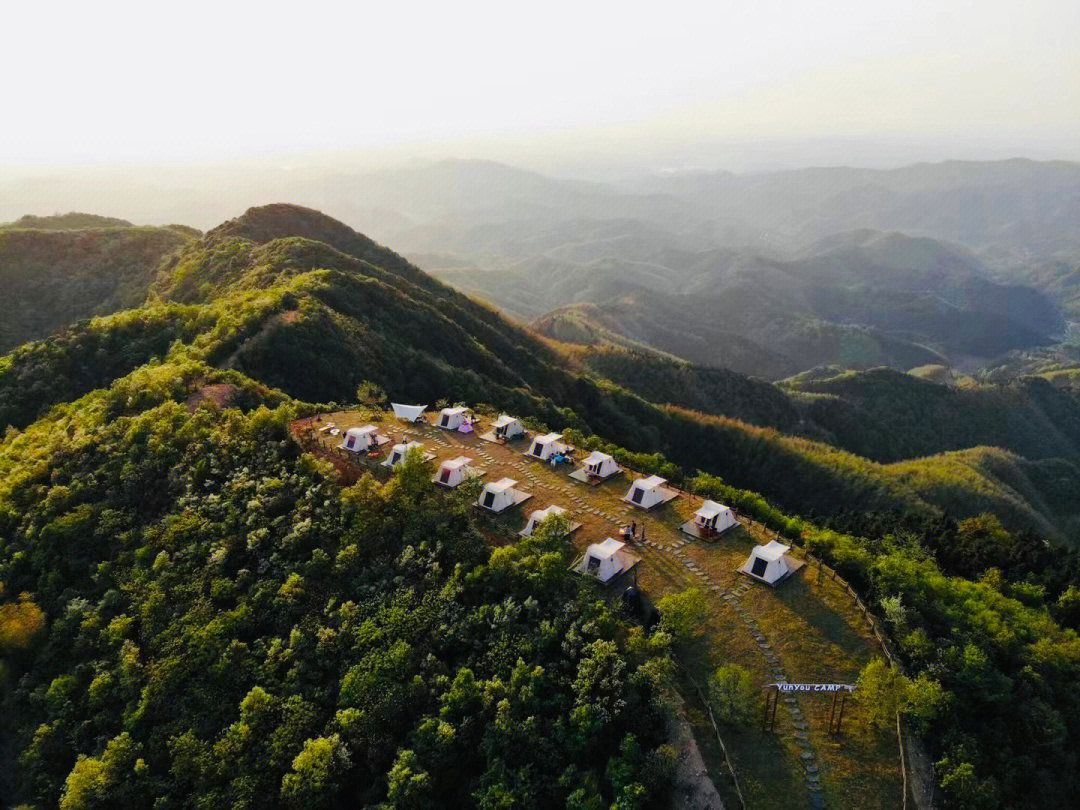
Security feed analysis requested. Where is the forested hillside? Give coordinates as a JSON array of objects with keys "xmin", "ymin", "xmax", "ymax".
[
  {"xmin": 0, "ymin": 361, "xmax": 673, "ymax": 808},
  {"xmin": 526, "ymin": 231, "xmax": 1062, "ymax": 379},
  {"xmin": 3, "ymin": 205, "xmax": 1079, "ymax": 545},
  {"xmin": 3, "ymin": 204, "xmax": 1080, "ymax": 809},
  {"xmin": 0, "ymin": 221, "xmax": 193, "ymax": 352}
]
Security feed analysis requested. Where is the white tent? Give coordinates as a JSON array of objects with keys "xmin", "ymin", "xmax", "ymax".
[
  {"xmin": 520, "ymin": 505, "xmax": 580, "ymax": 537},
  {"xmin": 739, "ymin": 541, "xmax": 796, "ymax": 585},
  {"xmin": 695, "ymin": 500, "xmax": 737, "ymax": 534},
  {"xmin": 437, "ymin": 406, "xmax": 468, "ymax": 430},
  {"xmin": 571, "ymin": 451, "xmax": 620, "ymax": 483},
  {"xmin": 476, "ymin": 478, "xmax": 531, "ymax": 512},
  {"xmin": 391, "ymin": 403, "xmax": 427, "ymax": 423},
  {"xmin": 573, "ymin": 538, "xmax": 639, "ymax": 583},
  {"xmin": 623, "ymin": 476, "xmax": 678, "ymax": 510},
  {"xmin": 339, "ymin": 425, "xmax": 379, "ymax": 453},
  {"xmin": 527, "ymin": 432, "xmax": 568, "ymax": 461},
  {"xmin": 434, "ymin": 456, "xmax": 480, "ymax": 488},
  {"xmin": 382, "ymin": 441, "xmax": 433, "ymax": 468},
  {"xmin": 491, "ymin": 414, "xmax": 525, "ymax": 440}
]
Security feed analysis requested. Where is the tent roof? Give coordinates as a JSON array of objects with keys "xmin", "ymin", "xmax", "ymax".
[
  {"xmin": 755, "ymin": 540, "xmax": 790, "ymax": 562},
  {"xmin": 391, "ymin": 403, "xmax": 427, "ymax": 420},
  {"xmin": 492, "ymin": 414, "xmax": 520, "ymax": 428},
  {"xmin": 696, "ymin": 499, "xmax": 728, "ymax": 519},
  {"xmin": 485, "ymin": 477, "xmax": 517, "ymax": 493},
  {"xmin": 584, "ymin": 451, "xmax": 614, "ymax": 465},
  {"xmin": 535, "ymin": 432, "xmax": 563, "ymax": 443},
  {"xmin": 391, "ymin": 441, "xmax": 423, "ymax": 453},
  {"xmin": 531, "ymin": 505, "xmax": 566, "ymax": 521},
  {"xmin": 589, "ymin": 537, "xmax": 625, "ymax": 558},
  {"xmin": 638, "ymin": 475, "xmax": 666, "ymax": 489},
  {"xmin": 441, "ymin": 406, "xmax": 468, "ymax": 415},
  {"xmin": 442, "ymin": 456, "xmax": 472, "ymax": 470},
  {"xmin": 346, "ymin": 425, "xmax": 377, "ymax": 437}
]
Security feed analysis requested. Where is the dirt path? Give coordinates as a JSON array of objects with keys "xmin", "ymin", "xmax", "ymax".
[{"xmin": 669, "ymin": 695, "xmax": 726, "ymax": 810}]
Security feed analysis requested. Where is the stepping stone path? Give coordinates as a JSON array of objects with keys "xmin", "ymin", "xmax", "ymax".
[{"xmin": 648, "ymin": 538, "xmax": 829, "ymax": 807}]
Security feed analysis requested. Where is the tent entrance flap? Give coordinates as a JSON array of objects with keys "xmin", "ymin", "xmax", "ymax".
[
  {"xmin": 631, "ymin": 488, "xmax": 644, "ymax": 504},
  {"xmin": 751, "ymin": 557, "xmax": 768, "ymax": 577}
]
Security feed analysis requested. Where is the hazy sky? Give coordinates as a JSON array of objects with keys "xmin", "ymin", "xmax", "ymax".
[{"xmin": 3, "ymin": 0, "xmax": 1079, "ymax": 169}]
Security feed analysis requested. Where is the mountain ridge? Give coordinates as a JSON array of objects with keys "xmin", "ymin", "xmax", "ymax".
[{"xmin": 3, "ymin": 203, "xmax": 1079, "ymax": 545}]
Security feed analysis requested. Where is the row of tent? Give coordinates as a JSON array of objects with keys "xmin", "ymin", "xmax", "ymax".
[{"xmin": 347, "ymin": 404, "xmax": 797, "ymax": 585}]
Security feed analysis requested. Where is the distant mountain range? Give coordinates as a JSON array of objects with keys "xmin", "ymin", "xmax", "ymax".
[
  {"xmin": 4, "ymin": 204, "xmax": 1080, "ymax": 544},
  {"xmin": 5, "ymin": 159, "xmax": 1078, "ymax": 377},
  {"xmin": 320, "ymin": 159, "xmax": 1080, "ymax": 378}
]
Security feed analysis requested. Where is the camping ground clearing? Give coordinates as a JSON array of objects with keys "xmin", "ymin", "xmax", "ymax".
[{"xmin": 296, "ymin": 408, "xmax": 906, "ymax": 810}]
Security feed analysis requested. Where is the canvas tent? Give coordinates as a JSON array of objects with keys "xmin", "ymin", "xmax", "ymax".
[
  {"xmin": 570, "ymin": 451, "xmax": 621, "ymax": 484},
  {"xmin": 339, "ymin": 425, "xmax": 387, "ymax": 453},
  {"xmin": 391, "ymin": 403, "xmax": 427, "ymax": 423},
  {"xmin": 437, "ymin": 406, "xmax": 468, "ymax": 430},
  {"xmin": 572, "ymin": 538, "xmax": 640, "ymax": 583},
  {"xmin": 433, "ymin": 456, "xmax": 482, "ymax": 488},
  {"xmin": 520, "ymin": 505, "xmax": 581, "ymax": 538},
  {"xmin": 491, "ymin": 414, "xmax": 525, "ymax": 441},
  {"xmin": 382, "ymin": 441, "xmax": 435, "ymax": 468},
  {"xmin": 476, "ymin": 478, "xmax": 532, "ymax": 513},
  {"xmin": 738, "ymin": 540, "xmax": 802, "ymax": 586},
  {"xmin": 527, "ymin": 432, "xmax": 568, "ymax": 461},
  {"xmin": 682, "ymin": 499, "xmax": 738, "ymax": 538},
  {"xmin": 622, "ymin": 476, "xmax": 679, "ymax": 510}
]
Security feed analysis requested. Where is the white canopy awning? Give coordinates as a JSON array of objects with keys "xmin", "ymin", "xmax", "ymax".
[{"xmin": 391, "ymin": 403, "xmax": 427, "ymax": 421}]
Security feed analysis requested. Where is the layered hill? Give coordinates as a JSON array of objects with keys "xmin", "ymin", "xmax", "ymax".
[
  {"xmin": 5, "ymin": 203, "xmax": 1080, "ymax": 810},
  {"xmin": 0, "ymin": 216, "xmax": 195, "ymax": 352},
  {"xmin": 3, "ymin": 204, "xmax": 1080, "ymax": 545},
  {"xmin": 527, "ymin": 231, "xmax": 1060, "ymax": 378}
]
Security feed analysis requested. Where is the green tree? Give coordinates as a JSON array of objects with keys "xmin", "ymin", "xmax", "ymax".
[
  {"xmin": 708, "ymin": 664, "xmax": 757, "ymax": 727},
  {"xmin": 655, "ymin": 588, "xmax": 707, "ymax": 647},
  {"xmin": 280, "ymin": 734, "xmax": 350, "ymax": 809},
  {"xmin": 386, "ymin": 749, "xmax": 432, "ymax": 809},
  {"xmin": 856, "ymin": 658, "xmax": 910, "ymax": 730}
]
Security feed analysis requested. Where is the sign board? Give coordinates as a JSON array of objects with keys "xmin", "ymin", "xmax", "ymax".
[{"xmin": 768, "ymin": 682, "xmax": 855, "ymax": 693}]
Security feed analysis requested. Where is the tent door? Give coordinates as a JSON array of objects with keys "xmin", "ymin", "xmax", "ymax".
[
  {"xmin": 631, "ymin": 488, "xmax": 644, "ymax": 504},
  {"xmin": 751, "ymin": 557, "xmax": 768, "ymax": 577},
  {"xmin": 391, "ymin": 452, "xmax": 401, "ymax": 465},
  {"xmin": 533, "ymin": 444, "xmax": 543, "ymax": 457},
  {"xmin": 440, "ymin": 469, "xmax": 451, "ymax": 483},
  {"xmin": 483, "ymin": 492, "xmax": 495, "ymax": 508},
  {"xmin": 441, "ymin": 415, "xmax": 449, "ymax": 426}
]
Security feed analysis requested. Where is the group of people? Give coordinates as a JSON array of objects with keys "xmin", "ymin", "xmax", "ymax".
[{"xmin": 621, "ymin": 520, "xmax": 645, "ymax": 541}]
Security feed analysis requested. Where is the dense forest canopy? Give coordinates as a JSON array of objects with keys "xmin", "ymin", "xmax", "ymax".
[
  {"xmin": 0, "ymin": 361, "xmax": 673, "ymax": 808},
  {"xmin": 0, "ymin": 223, "xmax": 193, "ymax": 352}
]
